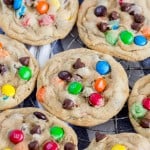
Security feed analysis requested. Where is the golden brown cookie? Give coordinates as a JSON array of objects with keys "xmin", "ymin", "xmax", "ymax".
[
  {"xmin": 0, "ymin": 0, "xmax": 79, "ymax": 45},
  {"xmin": 77, "ymin": 0, "xmax": 150, "ymax": 61},
  {"xmin": 37, "ymin": 48, "xmax": 129, "ymax": 126},
  {"xmin": 86, "ymin": 132, "xmax": 150, "ymax": 150},
  {"xmin": 0, "ymin": 107, "xmax": 78, "ymax": 149},
  {"xmin": 0, "ymin": 35, "xmax": 39, "ymax": 110},
  {"xmin": 128, "ymin": 75, "xmax": 150, "ymax": 141}
]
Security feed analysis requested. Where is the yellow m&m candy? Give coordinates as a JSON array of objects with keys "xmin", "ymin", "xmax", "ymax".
[
  {"xmin": 111, "ymin": 144, "xmax": 127, "ymax": 150},
  {"xmin": 1, "ymin": 84, "xmax": 16, "ymax": 97},
  {"xmin": 4, "ymin": 148, "xmax": 11, "ymax": 150}
]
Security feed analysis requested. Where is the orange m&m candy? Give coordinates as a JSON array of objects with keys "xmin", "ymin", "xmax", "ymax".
[
  {"xmin": 94, "ymin": 77, "xmax": 107, "ymax": 92},
  {"xmin": 36, "ymin": 86, "xmax": 46, "ymax": 103},
  {"xmin": 141, "ymin": 27, "xmax": 150, "ymax": 39},
  {"xmin": 36, "ymin": 1, "xmax": 49, "ymax": 14}
]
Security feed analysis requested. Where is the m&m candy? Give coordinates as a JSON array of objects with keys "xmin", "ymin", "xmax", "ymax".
[
  {"xmin": 142, "ymin": 97, "xmax": 150, "ymax": 110},
  {"xmin": 94, "ymin": 78, "xmax": 107, "ymax": 93},
  {"xmin": 96, "ymin": 61, "xmax": 111, "ymax": 75},
  {"xmin": 50, "ymin": 126, "xmax": 64, "ymax": 141},
  {"xmin": 36, "ymin": 1, "xmax": 49, "ymax": 14},
  {"xmin": 1, "ymin": 84, "xmax": 15, "ymax": 97},
  {"xmin": 18, "ymin": 66, "xmax": 32, "ymax": 80},
  {"xmin": 13, "ymin": 0, "xmax": 22, "ymax": 10},
  {"xmin": 43, "ymin": 141, "xmax": 58, "ymax": 150},
  {"xmin": 111, "ymin": 144, "xmax": 127, "ymax": 150},
  {"xmin": 134, "ymin": 35, "xmax": 147, "ymax": 46},
  {"xmin": 4, "ymin": 148, "xmax": 11, "ymax": 150},
  {"xmin": 68, "ymin": 82, "xmax": 83, "ymax": 95},
  {"xmin": 120, "ymin": 30, "xmax": 134, "ymax": 45},
  {"xmin": 89, "ymin": 93, "xmax": 104, "ymax": 107},
  {"xmin": 9, "ymin": 129, "xmax": 24, "ymax": 144}
]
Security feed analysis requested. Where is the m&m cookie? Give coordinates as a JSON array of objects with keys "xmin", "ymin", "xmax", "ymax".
[
  {"xmin": 128, "ymin": 75, "xmax": 150, "ymax": 141},
  {"xmin": 0, "ymin": 0, "xmax": 79, "ymax": 45},
  {"xmin": 0, "ymin": 108, "xmax": 77, "ymax": 149},
  {"xmin": 86, "ymin": 132, "xmax": 150, "ymax": 150},
  {"xmin": 0, "ymin": 35, "xmax": 39, "ymax": 110},
  {"xmin": 77, "ymin": 0, "xmax": 150, "ymax": 61},
  {"xmin": 37, "ymin": 48, "xmax": 129, "ymax": 126}
]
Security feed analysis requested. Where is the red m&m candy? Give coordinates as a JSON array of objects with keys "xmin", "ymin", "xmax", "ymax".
[
  {"xmin": 9, "ymin": 130, "xmax": 24, "ymax": 144},
  {"xmin": 142, "ymin": 97, "xmax": 150, "ymax": 110},
  {"xmin": 89, "ymin": 93, "xmax": 104, "ymax": 107},
  {"xmin": 43, "ymin": 141, "xmax": 58, "ymax": 150}
]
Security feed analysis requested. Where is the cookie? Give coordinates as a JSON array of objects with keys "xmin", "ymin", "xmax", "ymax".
[
  {"xmin": 36, "ymin": 48, "xmax": 129, "ymax": 126},
  {"xmin": 128, "ymin": 75, "xmax": 150, "ymax": 141},
  {"xmin": 77, "ymin": 0, "xmax": 150, "ymax": 61},
  {"xmin": 0, "ymin": 107, "xmax": 78, "ymax": 149},
  {"xmin": 0, "ymin": 35, "xmax": 39, "ymax": 110},
  {"xmin": 0, "ymin": 0, "xmax": 79, "ymax": 45},
  {"xmin": 86, "ymin": 132, "xmax": 150, "ymax": 150}
]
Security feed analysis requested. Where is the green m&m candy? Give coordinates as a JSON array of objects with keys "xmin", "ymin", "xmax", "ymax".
[
  {"xmin": 50, "ymin": 126, "xmax": 64, "ymax": 141},
  {"xmin": 18, "ymin": 66, "xmax": 32, "ymax": 81},
  {"xmin": 105, "ymin": 30, "xmax": 118, "ymax": 45},
  {"xmin": 67, "ymin": 82, "xmax": 83, "ymax": 95},
  {"xmin": 120, "ymin": 30, "xmax": 134, "ymax": 45},
  {"xmin": 131, "ymin": 102, "xmax": 147, "ymax": 119}
]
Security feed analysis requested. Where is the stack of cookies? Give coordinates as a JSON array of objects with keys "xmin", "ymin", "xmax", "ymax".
[{"xmin": 0, "ymin": 0, "xmax": 149, "ymax": 149}]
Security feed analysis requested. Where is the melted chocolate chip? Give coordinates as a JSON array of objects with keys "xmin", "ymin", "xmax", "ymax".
[
  {"xmin": 73, "ymin": 58, "xmax": 85, "ymax": 69},
  {"xmin": 28, "ymin": 141, "xmax": 39, "ymax": 150},
  {"xmin": 94, "ymin": 5, "xmax": 107, "ymax": 17},
  {"xmin": 63, "ymin": 99, "xmax": 75, "ymax": 110},
  {"xmin": 3, "ymin": 0, "xmax": 13, "ymax": 5},
  {"xmin": 131, "ymin": 22, "xmax": 143, "ymax": 31},
  {"xmin": 58, "ymin": 71, "xmax": 72, "ymax": 82},
  {"xmin": 120, "ymin": 3, "xmax": 133, "ymax": 12},
  {"xmin": 0, "ymin": 64, "xmax": 7, "ymax": 75},
  {"xmin": 64, "ymin": 142, "xmax": 76, "ymax": 150},
  {"xmin": 140, "ymin": 118, "xmax": 150, "ymax": 128},
  {"xmin": 19, "ymin": 57, "xmax": 30, "ymax": 66},
  {"xmin": 33, "ymin": 112, "xmax": 48, "ymax": 121},
  {"xmin": 30, "ymin": 125, "xmax": 41, "ymax": 134},
  {"xmin": 95, "ymin": 132, "xmax": 106, "ymax": 142},
  {"xmin": 109, "ymin": 11, "xmax": 120, "ymax": 20},
  {"xmin": 97, "ymin": 22, "xmax": 109, "ymax": 32},
  {"xmin": 134, "ymin": 14, "xmax": 145, "ymax": 23}
]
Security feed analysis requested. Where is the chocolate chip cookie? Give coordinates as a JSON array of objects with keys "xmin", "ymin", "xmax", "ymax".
[
  {"xmin": 0, "ymin": 0, "xmax": 79, "ymax": 45},
  {"xmin": 86, "ymin": 132, "xmax": 150, "ymax": 150},
  {"xmin": 128, "ymin": 75, "xmax": 150, "ymax": 141},
  {"xmin": 36, "ymin": 48, "xmax": 129, "ymax": 126},
  {"xmin": 0, "ymin": 35, "xmax": 39, "ymax": 110},
  {"xmin": 77, "ymin": 0, "xmax": 150, "ymax": 61},
  {"xmin": 0, "ymin": 107, "xmax": 78, "ymax": 149}
]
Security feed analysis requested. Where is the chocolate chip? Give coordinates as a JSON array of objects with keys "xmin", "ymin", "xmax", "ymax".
[
  {"xmin": 0, "ymin": 64, "xmax": 7, "ymax": 75},
  {"xmin": 109, "ymin": 11, "xmax": 120, "ymax": 20},
  {"xmin": 120, "ymin": 3, "xmax": 133, "ymax": 12},
  {"xmin": 73, "ymin": 58, "xmax": 85, "ymax": 69},
  {"xmin": 63, "ymin": 99, "xmax": 75, "ymax": 110},
  {"xmin": 95, "ymin": 132, "xmax": 106, "ymax": 142},
  {"xmin": 33, "ymin": 112, "xmax": 48, "ymax": 121},
  {"xmin": 64, "ymin": 142, "xmax": 76, "ymax": 150},
  {"xmin": 131, "ymin": 22, "xmax": 143, "ymax": 31},
  {"xmin": 30, "ymin": 125, "xmax": 41, "ymax": 134},
  {"xmin": 3, "ymin": 0, "xmax": 13, "ymax": 5},
  {"xmin": 140, "ymin": 118, "xmax": 150, "ymax": 128},
  {"xmin": 134, "ymin": 14, "xmax": 145, "ymax": 23},
  {"xmin": 97, "ymin": 22, "xmax": 109, "ymax": 32},
  {"xmin": 19, "ymin": 57, "xmax": 30, "ymax": 66},
  {"xmin": 58, "ymin": 71, "xmax": 72, "ymax": 82},
  {"xmin": 94, "ymin": 5, "xmax": 107, "ymax": 17},
  {"xmin": 28, "ymin": 141, "xmax": 39, "ymax": 150}
]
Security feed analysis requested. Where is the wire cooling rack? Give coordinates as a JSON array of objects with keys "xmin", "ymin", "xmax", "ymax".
[{"xmin": 18, "ymin": 25, "xmax": 150, "ymax": 149}]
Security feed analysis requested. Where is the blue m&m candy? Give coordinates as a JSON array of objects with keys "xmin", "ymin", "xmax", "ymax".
[
  {"xmin": 13, "ymin": 0, "xmax": 22, "ymax": 10},
  {"xmin": 134, "ymin": 35, "xmax": 147, "ymax": 46},
  {"xmin": 96, "ymin": 61, "xmax": 111, "ymax": 75},
  {"xmin": 16, "ymin": 4, "xmax": 26, "ymax": 18}
]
